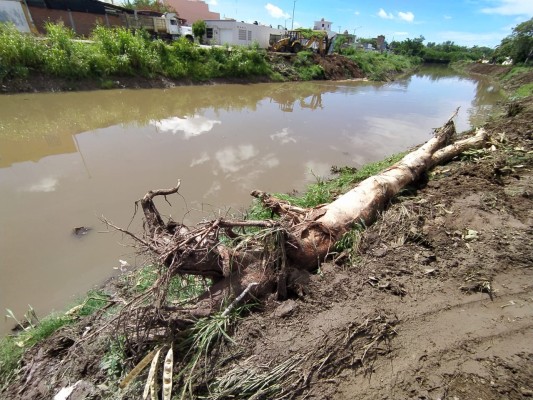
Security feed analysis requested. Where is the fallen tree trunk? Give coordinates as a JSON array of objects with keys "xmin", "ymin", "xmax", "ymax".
[
  {"xmin": 260, "ymin": 113, "xmax": 459, "ymax": 267},
  {"xmin": 121, "ymin": 112, "xmax": 489, "ymax": 320}
]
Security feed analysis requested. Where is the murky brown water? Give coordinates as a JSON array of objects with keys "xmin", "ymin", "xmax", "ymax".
[{"xmin": 0, "ymin": 65, "xmax": 504, "ymax": 334}]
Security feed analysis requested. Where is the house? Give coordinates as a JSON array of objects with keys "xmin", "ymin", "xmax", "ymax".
[
  {"xmin": 313, "ymin": 17, "xmax": 331, "ymax": 31},
  {"xmin": 204, "ymin": 19, "xmax": 285, "ymax": 48},
  {"xmin": 376, "ymin": 35, "xmax": 387, "ymax": 52},
  {"xmin": 164, "ymin": 0, "xmax": 219, "ymax": 24}
]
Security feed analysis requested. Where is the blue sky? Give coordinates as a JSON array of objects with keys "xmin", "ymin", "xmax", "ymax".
[{"xmin": 204, "ymin": 0, "xmax": 533, "ymax": 47}]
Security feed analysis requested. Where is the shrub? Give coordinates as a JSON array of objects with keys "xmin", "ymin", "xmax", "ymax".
[{"xmin": 0, "ymin": 23, "xmax": 44, "ymax": 81}]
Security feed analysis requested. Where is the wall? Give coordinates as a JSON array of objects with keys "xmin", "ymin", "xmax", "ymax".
[
  {"xmin": 314, "ymin": 18, "xmax": 332, "ymax": 31},
  {"xmin": 205, "ymin": 20, "xmax": 285, "ymax": 48},
  {"xmin": 28, "ymin": 6, "xmax": 124, "ymax": 36},
  {"xmin": 0, "ymin": 0, "xmax": 30, "ymax": 32},
  {"xmin": 165, "ymin": 0, "xmax": 219, "ymax": 25}
]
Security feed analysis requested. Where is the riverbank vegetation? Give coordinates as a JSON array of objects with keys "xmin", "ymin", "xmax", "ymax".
[
  {"xmin": 1, "ymin": 21, "xmax": 411, "ymax": 91},
  {"xmin": 0, "ymin": 22, "xmax": 271, "ymax": 83}
]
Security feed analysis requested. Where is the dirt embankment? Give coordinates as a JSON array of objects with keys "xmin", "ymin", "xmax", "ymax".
[
  {"xmin": 225, "ymin": 89, "xmax": 533, "ymax": 399},
  {"xmin": 0, "ymin": 54, "xmax": 364, "ymax": 94},
  {"xmin": 2, "ymin": 67, "xmax": 532, "ymax": 400}
]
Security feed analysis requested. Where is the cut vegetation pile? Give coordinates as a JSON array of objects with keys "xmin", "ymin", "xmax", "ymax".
[{"xmin": 1, "ymin": 66, "xmax": 532, "ymax": 400}]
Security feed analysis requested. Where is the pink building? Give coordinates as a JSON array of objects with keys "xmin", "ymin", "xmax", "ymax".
[{"xmin": 165, "ymin": 0, "xmax": 219, "ymax": 24}]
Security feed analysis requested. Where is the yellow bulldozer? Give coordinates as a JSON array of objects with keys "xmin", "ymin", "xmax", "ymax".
[{"xmin": 270, "ymin": 30, "xmax": 328, "ymax": 55}]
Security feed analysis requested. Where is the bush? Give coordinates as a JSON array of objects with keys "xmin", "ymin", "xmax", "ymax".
[
  {"xmin": 0, "ymin": 23, "xmax": 44, "ymax": 81},
  {"xmin": 345, "ymin": 50, "xmax": 418, "ymax": 80}
]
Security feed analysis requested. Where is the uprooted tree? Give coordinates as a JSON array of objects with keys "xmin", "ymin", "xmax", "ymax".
[{"xmin": 105, "ymin": 111, "xmax": 487, "ymax": 344}]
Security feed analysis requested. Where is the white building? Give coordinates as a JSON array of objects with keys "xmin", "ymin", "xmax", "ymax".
[
  {"xmin": 314, "ymin": 18, "xmax": 332, "ymax": 31},
  {"xmin": 204, "ymin": 20, "xmax": 286, "ymax": 48}
]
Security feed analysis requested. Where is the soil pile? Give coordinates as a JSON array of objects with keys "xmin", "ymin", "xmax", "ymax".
[{"xmin": 267, "ymin": 53, "xmax": 365, "ymax": 81}]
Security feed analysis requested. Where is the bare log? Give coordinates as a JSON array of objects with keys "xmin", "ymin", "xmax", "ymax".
[
  {"xmin": 285, "ymin": 113, "xmax": 458, "ymax": 267},
  {"xmin": 431, "ymin": 127, "xmax": 487, "ymax": 166}
]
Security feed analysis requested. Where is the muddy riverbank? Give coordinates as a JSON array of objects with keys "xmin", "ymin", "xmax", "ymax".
[{"xmin": 1, "ymin": 64, "xmax": 532, "ymax": 399}]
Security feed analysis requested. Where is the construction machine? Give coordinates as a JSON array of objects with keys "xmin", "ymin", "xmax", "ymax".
[{"xmin": 270, "ymin": 30, "xmax": 328, "ymax": 55}]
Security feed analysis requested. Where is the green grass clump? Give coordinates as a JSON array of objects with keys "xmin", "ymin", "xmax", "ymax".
[
  {"xmin": 0, "ymin": 314, "xmax": 70, "ymax": 387},
  {"xmin": 0, "ymin": 336, "xmax": 23, "ymax": 387},
  {"xmin": 77, "ymin": 290, "xmax": 111, "ymax": 317},
  {"xmin": 0, "ymin": 290, "xmax": 111, "ymax": 387},
  {"xmin": 343, "ymin": 50, "xmax": 418, "ymax": 80},
  {"xmin": 128, "ymin": 264, "xmax": 207, "ymax": 303},
  {"xmin": 293, "ymin": 51, "xmax": 325, "ymax": 80},
  {"xmin": 247, "ymin": 152, "xmax": 406, "ymax": 220},
  {"xmin": 502, "ymin": 65, "xmax": 531, "ymax": 81},
  {"xmin": 513, "ymin": 82, "xmax": 533, "ymax": 98}
]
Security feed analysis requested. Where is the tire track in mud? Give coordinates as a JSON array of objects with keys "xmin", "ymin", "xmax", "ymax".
[{"xmin": 334, "ymin": 272, "xmax": 533, "ymax": 399}]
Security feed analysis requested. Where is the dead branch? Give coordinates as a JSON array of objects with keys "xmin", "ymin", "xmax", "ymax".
[{"xmin": 431, "ymin": 127, "xmax": 487, "ymax": 166}]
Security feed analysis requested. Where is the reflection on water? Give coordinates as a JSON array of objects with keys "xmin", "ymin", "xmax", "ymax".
[{"xmin": 0, "ymin": 66, "xmax": 504, "ymax": 335}]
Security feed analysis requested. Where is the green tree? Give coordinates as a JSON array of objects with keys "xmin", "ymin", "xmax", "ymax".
[
  {"xmin": 121, "ymin": 0, "xmax": 175, "ymax": 13},
  {"xmin": 391, "ymin": 35, "xmax": 425, "ymax": 57},
  {"xmin": 192, "ymin": 20, "xmax": 206, "ymax": 44},
  {"xmin": 495, "ymin": 18, "xmax": 533, "ymax": 64},
  {"xmin": 511, "ymin": 18, "xmax": 533, "ymax": 63}
]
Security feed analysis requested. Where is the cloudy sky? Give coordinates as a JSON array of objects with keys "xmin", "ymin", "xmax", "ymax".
[{"xmin": 204, "ymin": 0, "xmax": 533, "ymax": 47}]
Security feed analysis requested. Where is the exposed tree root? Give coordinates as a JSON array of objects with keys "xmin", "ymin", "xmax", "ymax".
[{"xmin": 105, "ymin": 110, "xmax": 495, "ymax": 340}]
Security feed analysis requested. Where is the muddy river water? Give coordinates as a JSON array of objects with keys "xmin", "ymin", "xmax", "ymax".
[{"xmin": 0, "ymin": 65, "xmax": 504, "ymax": 334}]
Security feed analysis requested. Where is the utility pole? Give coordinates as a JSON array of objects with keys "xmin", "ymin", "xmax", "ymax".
[{"xmin": 291, "ymin": 0, "xmax": 296, "ymax": 30}]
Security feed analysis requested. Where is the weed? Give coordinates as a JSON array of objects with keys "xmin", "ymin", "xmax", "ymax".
[
  {"xmin": 77, "ymin": 290, "xmax": 111, "ymax": 317},
  {"xmin": 100, "ymin": 79, "xmax": 117, "ymax": 89},
  {"xmin": 101, "ymin": 336, "xmax": 127, "ymax": 378},
  {"xmin": 0, "ymin": 23, "xmax": 44, "ymax": 82},
  {"xmin": 246, "ymin": 152, "xmax": 407, "ymax": 220},
  {"xmin": 513, "ymin": 82, "xmax": 533, "ymax": 98},
  {"xmin": 177, "ymin": 313, "xmax": 235, "ymax": 399},
  {"xmin": 502, "ymin": 65, "xmax": 530, "ymax": 81},
  {"xmin": 0, "ymin": 312, "xmax": 70, "ymax": 387},
  {"xmin": 344, "ymin": 51, "xmax": 418, "ymax": 81},
  {"xmin": 123, "ymin": 264, "xmax": 207, "ymax": 305},
  {"xmin": 0, "ymin": 336, "xmax": 23, "ymax": 387},
  {"xmin": 334, "ymin": 224, "xmax": 365, "ymax": 265}
]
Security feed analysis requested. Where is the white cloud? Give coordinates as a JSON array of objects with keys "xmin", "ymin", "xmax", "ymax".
[
  {"xmin": 444, "ymin": 15, "xmax": 452, "ymax": 20},
  {"xmin": 207, "ymin": 0, "xmax": 218, "ymax": 5},
  {"xmin": 204, "ymin": 181, "xmax": 221, "ymax": 197},
  {"xmin": 261, "ymin": 154, "xmax": 280, "ymax": 169},
  {"xmin": 24, "ymin": 177, "xmax": 59, "ymax": 193},
  {"xmin": 151, "ymin": 115, "xmax": 221, "ymax": 139},
  {"xmin": 394, "ymin": 31, "xmax": 409, "ymax": 36},
  {"xmin": 190, "ymin": 152, "xmax": 210, "ymax": 167},
  {"xmin": 378, "ymin": 9, "xmax": 415, "ymax": 22},
  {"xmin": 265, "ymin": 3, "xmax": 290, "ymax": 19},
  {"xmin": 481, "ymin": 0, "xmax": 533, "ymax": 16},
  {"xmin": 437, "ymin": 30, "xmax": 506, "ymax": 47},
  {"xmin": 398, "ymin": 11, "xmax": 414, "ymax": 22},
  {"xmin": 215, "ymin": 145, "xmax": 258, "ymax": 173},
  {"xmin": 354, "ymin": 11, "xmax": 360, "ymax": 16},
  {"xmin": 378, "ymin": 8, "xmax": 394, "ymax": 19},
  {"xmin": 270, "ymin": 128, "xmax": 297, "ymax": 144}
]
